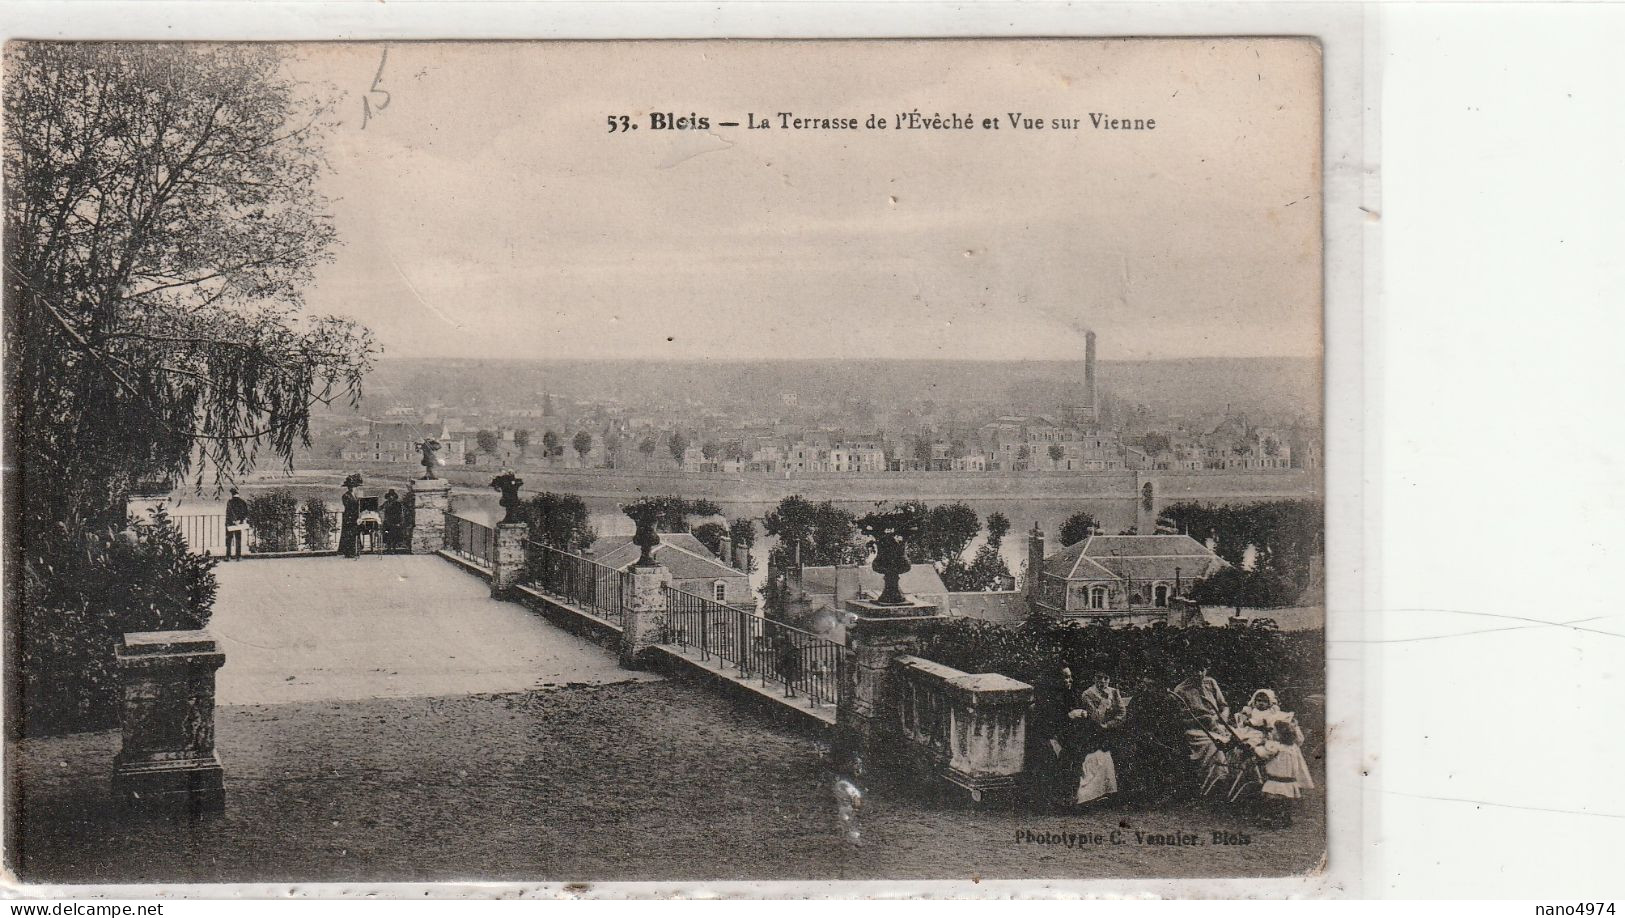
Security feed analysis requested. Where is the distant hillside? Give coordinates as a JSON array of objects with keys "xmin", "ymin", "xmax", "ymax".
[{"xmin": 350, "ymin": 357, "xmax": 1320, "ymax": 421}]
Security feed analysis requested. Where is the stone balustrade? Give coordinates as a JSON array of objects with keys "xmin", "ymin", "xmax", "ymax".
[{"xmin": 890, "ymin": 654, "xmax": 1032, "ymax": 802}]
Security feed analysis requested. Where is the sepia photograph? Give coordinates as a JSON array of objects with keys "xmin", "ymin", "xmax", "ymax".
[{"xmin": 3, "ymin": 37, "xmax": 1328, "ymax": 888}]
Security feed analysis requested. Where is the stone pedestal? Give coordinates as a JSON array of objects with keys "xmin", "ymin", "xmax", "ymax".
[
  {"xmin": 891, "ymin": 655, "xmax": 1032, "ymax": 801},
  {"xmin": 492, "ymin": 522, "xmax": 530, "ymax": 597},
  {"xmin": 619, "ymin": 563, "xmax": 671, "ymax": 669},
  {"xmin": 112, "ymin": 630, "xmax": 226, "ymax": 815},
  {"xmin": 409, "ymin": 478, "xmax": 452, "ymax": 554},
  {"xmin": 835, "ymin": 598, "xmax": 945, "ymax": 773},
  {"xmin": 941, "ymin": 672, "xmax": 1032, "ymax": 800}
]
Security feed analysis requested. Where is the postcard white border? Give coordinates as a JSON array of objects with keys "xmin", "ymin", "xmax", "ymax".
[{"xmin": 0, "ymin": 0, "xmax": 1370, "ymax": 901}]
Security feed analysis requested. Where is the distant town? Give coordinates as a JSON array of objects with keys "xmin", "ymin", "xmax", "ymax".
[{"xmin": 295, "ymin": 335, "xmax": 1322, "ymax": 479}]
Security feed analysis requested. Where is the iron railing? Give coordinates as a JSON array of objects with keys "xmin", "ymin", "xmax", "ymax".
[
  {"xmin": 521, "ymin": 541, "xmax": 633, "ymax": 628},
  {"xmin": 663, "ymin": 585, "xmax": 846, "ymax": 707},
  {"xmin": 443, "ymin": 512, "xmax": 496, "ymax": 566}
]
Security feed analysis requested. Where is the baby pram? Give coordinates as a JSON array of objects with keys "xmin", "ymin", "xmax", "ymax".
[
  {"xmin": 1170, "ymin": 690, "xmax": 1266, "ymax": 803},
  {"xmin": 355, "ymin": 496, "xmax": 382, "ymax": 554}
]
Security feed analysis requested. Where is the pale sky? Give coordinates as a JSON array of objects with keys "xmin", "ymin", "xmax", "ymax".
[{"xmin": 288, "ymin": 39, "xmax": 1322, "ymax": 362}]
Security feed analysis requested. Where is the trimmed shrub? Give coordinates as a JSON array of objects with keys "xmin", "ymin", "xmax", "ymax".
[
  {"xmin": 19, "ymin": 505, "xmax": 218, "ymax": 736},
  {"xmin": 301, "ymin": 496, "xmax": 336, "ymax": 551},
  {"xmin": 916, "ymin": 616, "xmax": 1325, "ymax": 708},
  {"xmin": 247, "ymin": 489, "xmax": 300, "ymax": 553}
]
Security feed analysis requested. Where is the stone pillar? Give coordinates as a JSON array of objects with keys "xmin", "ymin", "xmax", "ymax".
[
  {"xmin": 409, "ymin": 477, "xmax": 452, "ymax": 554},
  {"xmin": 491, "ymin": 521, "xmax": 529, "ymax": 597},
  {"xmin": 619, "ymin": 562, "xmax": 671, "ymax": 669},
  {"xmin": 112, "ymin": 630, "xmax": 226, "ymax": 815},
  {"xmin": 942, "ymin": 672, "xmax": 1032, "ymax": 801},
  {"xmin": 835, "ymin": 598, "xmax": 945, "ymax": 773}
]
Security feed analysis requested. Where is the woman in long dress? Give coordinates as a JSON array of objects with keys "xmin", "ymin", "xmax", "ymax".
[
  {"xmin": 338, "ymin": 473, "xmax": 363, "ymax": 558},
  {"xmin": 1074, "ymin": 672, "xmax": 1126, "ymax": 806}
]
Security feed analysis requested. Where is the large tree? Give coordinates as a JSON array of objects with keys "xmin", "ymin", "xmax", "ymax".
[
  {"xmin": 763, "ymin": 495, "xmax": 860, "ymax": 567},
  {"xmin": 5, "ymin": 44, "xmax": 375, "ymax": 731},
  {"xmin": 572, "ymin": 430, "xmax": 593, "ymax": 462},
  {"xmin": 6, "ymin": 44, "xmax": 376, "ymax": 529}
]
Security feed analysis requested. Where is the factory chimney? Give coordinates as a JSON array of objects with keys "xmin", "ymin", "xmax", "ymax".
[{"xmin": 1084, "ymin": 330, "xmax": 1098, "ymax": 423}]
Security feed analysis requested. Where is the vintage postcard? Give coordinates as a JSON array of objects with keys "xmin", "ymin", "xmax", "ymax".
[{"xmin": 4, "ymin": 37, "xmax": 1327, "ymax": 890}]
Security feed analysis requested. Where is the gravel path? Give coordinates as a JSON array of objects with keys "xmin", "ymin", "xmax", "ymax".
[
  {"xmin": 15, "ymin": 680, "xmax": 1323, "ymax": 884},
  {"xmin": 208, "ymin": 556, "xmax": 656, "ymax": 705}
]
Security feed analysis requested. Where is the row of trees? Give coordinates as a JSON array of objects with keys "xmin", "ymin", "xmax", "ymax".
[
  {"xmin": 760, "ymin": 495, "xmax": 1015, "ymax": 593},
  {"xmin": 471, "ymin": 429, "xmax": 595, "ymax": 461},
  {"xmin": 1157, "ymin": 500, "xmax": 1322, "ymax": 590}
]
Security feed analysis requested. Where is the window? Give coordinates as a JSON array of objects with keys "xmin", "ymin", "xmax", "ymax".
[
  {"xmin": 714, "ymin": 581, "xmax": 728, "ymax": 602},
  {"xmin": 1154, "ymin": 584, "xmax": 1169, "ymax": 607},
  {"xmin": 1089, "ymin": 586, "xmax": 1108, "ymax": 610}
]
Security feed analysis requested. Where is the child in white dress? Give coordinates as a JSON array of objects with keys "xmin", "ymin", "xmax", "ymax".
[{"xmin": 1246, "ymin": 690, "xmax": 1313, "ymax": 825}]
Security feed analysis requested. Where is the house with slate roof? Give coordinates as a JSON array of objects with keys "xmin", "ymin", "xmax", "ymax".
[
  {"xmin": 589, "ymin": 532, "xmax": 752, "ymax": 609},
  {"xmin": 1031, "ymin": 533, "xmax": 1228, "ymax": 623}
]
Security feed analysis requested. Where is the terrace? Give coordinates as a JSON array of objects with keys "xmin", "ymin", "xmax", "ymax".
[{"xmin": 12, "ymin": 508, "xmax": 1324, "ymax": 884}]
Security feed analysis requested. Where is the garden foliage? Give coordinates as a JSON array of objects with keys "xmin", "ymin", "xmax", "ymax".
[
  {"xmin": 916, "ymin": 616, "xmax": 1325, "ymax": 709},
  {"xmin": 18, "ymin": 506, "xmax": 218, "ymax": 735}
]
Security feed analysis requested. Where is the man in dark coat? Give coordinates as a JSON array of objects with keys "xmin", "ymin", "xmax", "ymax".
[
  {"xmin": 224, "ymin": 487, "xmax": 249, "ymax": 560},
  {"xmin": 381, "ymin": 490, "xmax": 404, "ymax": 552}
]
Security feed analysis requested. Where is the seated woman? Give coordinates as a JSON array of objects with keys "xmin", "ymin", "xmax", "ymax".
[
  {"xmin": 1073, "ymin": 672, "xmax": 1126, "ymax": 806},
  {"xmin": 1171, "ymin": 659, "xmax": 1237, "ymax": 795}
]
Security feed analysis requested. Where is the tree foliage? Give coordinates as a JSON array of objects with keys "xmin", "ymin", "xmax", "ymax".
[
  {"xmin": 668, "ymin": 431, "xmax": 690, "ymax": 464},
  {"xmin": 763, "ymin": 495, "xmax": 861, "ymax": 567},
  {"xmin": 986, "ymin": 512, "xmax": 1011, "ymax": 549},
  {"xmin": 1189, "ymin": 567, "xmax": 1300, "ymax": 611},
  {"xmin": 19, "ymin": 505, "xmax": 218, "ymax": 734},
  {"xmin": 899, "ymin": 501, "xmax": 980, "ymax": 566},
  {"xmin": 916, "ymin": 617, "xmax": 1325, "ymax": 714},
  {"xmin": 537, "ymin": 430, "xmax": 558, "ymax": 457},
  {"xmin": 512, "ymin": 429, "xmax": 530, "ymax": 455},
  {"xmin": 621, "ymin": 495, "xmax": 722, "ymax": 533},
  {"xmin": 5, "ymin": 44, "xmax": 376, "ymax": 541},
  {"xmin": 245, "ymin": 488, "xmax": 301, "ymax": 552},
  {"xmin": 572, "ymin": 430, "xmax": 593, "ymax": 460},
  {"xmin": 1159, "ymin": 500, "xmax": 1322, "ymax": 589},
  {"xmin": 692, "ymin": 522, "xmax": 729, "ymax": 559},
  {"xmin": 301, "ymin": 495, "xmax": 335, "ymax": 551},
  {"xmin": 523, "ymin": 491, "xmax": 595, "ymax": 552},
  {"xmin": 1059, "ymin": 510, "xmax": 1100, "ymax": 547}
]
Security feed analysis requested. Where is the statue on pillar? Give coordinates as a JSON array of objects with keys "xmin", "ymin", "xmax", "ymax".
[
  {"xmin": 858, "ymin": 508, "xmax": 921, "ymax": 606},
  {"xmin": 623, "ymin": 498, "xmax": 662, "ymax": 567},
  {"xmin": 416, "ymin": 438, "xmax": 442, "ymax": 480},
  {"xmin": 491, "ymin": 470, "xmax": 524, "ymax": 524}
]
